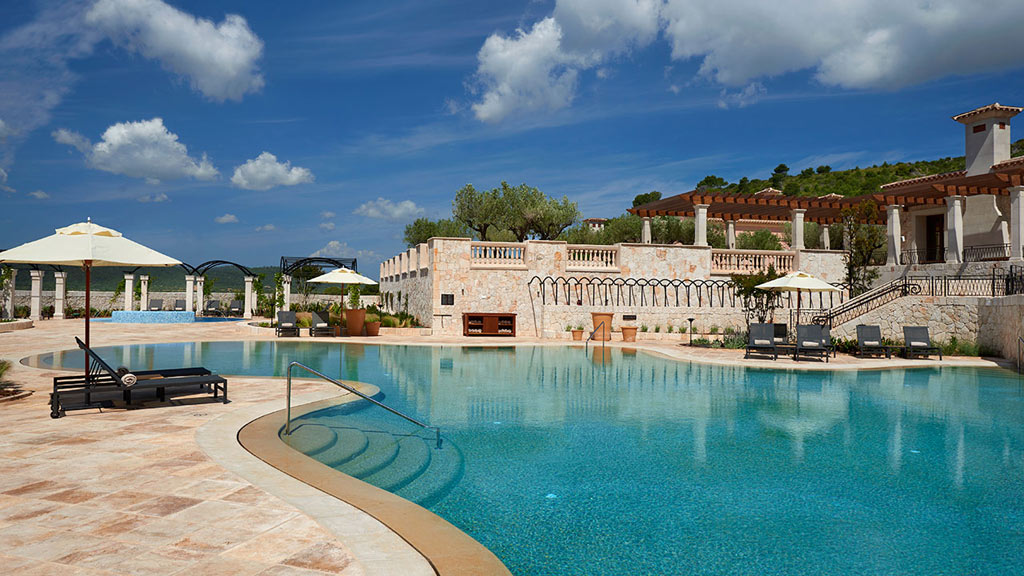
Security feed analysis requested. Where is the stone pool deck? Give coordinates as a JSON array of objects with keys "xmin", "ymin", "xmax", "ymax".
[{"xmin": 0, "ymin": 319, "xmax": 1013, "ymax": 575}]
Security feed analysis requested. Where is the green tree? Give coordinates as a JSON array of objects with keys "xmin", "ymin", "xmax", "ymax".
[
  {"xmin": 841, "ymin": 200, "xmax": 886, "ymax": 295},
  {"xmin": 816, "ymin": 165, "xmax": 831, "ymax": 174},
  {"xmin": 403, "ymin": 217, "xmax": 471, "ymax": 247},
  {"xmin": 601, "ymin": 214, "xmax": 644, "ymax": 244},
  {"xmin": 736, "ymin": 229, "xmax": 783, "ymax": 250},
  {"xmin": 730, "ymin": 266, "xmax": 783, "ymax": 324},
  {"xmin": 799, "ymin": 167, "xmax": 814, "ymax": 177},
  {"xmin": 532, "ymin": 195, "xmax": 580, "ymax": 240},
  {"xmin": 697, "ymin": 175, "xmax": 728, "ymax": 190},
  {"xmin": 631, "ymin": 191, "xmax": 662, "ymax": 208},
  {"xmin": 453, "ymin": 184, "xmax": 503, "ymax": 240},
  {"xmin": 500, "ymin": 182, "xmax": 546, "ymax": 241}
]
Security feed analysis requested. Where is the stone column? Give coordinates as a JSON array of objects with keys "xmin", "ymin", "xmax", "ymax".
[
  {"xmin": 694, "ymin": 204, "xmax": 710, "ymax": 247},
  {"xmin": 184, "ymin": 275, "xmax": 195, "ymax": 312},
  {"xmin": 282, "ymin": 274, "xmax": 292, "ymax": 311},
  {"xmin": 1010, "ymin": 186, "xmax": 1024, "ymax": 262},
  {"xmin": 945, "ymin": 195, "xmax": 964, "ymax": 264},
  {"xmin": 3, "ymin": 269, "xmax": 15, "ymax": 319},
  {"xmin": 243, "ymin": 276, "xmax": 255, "ymax": 319},
  {"xmin": 195, "ymin": 276, "xmax": 205, "ymax": 314},
  {"xmin": 791, "ymin": 209, "xmax": 806, "ymax": 251},
  {"xmin": 886, "ymin": 205, "xmax": 902, "ymax": 265},
  {"xmin": 123, "ymin": 273, "xmax": 135, "ymax": 311},
  {"xmin": 53, "ymin": 271, "xmax": 67, "ymax": 319},
  {"xmin": 30, "ymin": 269, "xmax": 44, "ymax": 321},
  {"xmin": 641, "ymin": 217, "xmax": 652, "ymax": 244},
  {"xmin": 725, "ymin": 220, "xmax": 736, "ymax": 250},
  {"xmin": 820, "ymin": 224, "xmax": 831, "ymax": 250},
  {"xmin": 139, "ymin": 275, "xmax": 149, "ymax": 310}
]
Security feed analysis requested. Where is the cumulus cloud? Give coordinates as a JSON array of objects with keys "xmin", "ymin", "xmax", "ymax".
[
  {"xmin": 320, "ymin": 211, "xmax": 335, "ymax": 219},
  {"xmin": 86, "ymin": 0, "xmax": 264, "ymax": 102},
  {"xmin": 319, "ymin": 222, "xmax": 336, "ymax": 232},
  {"xmin": 28, "ymin": 189, "xmax": 49, "ymax": 199},
  {"xmin": 53, "ymin": 118, "xmax": 217, "ymax": 183},
  {"xmin": 215, "ymin": 213, "xmax": 238, "ymax": 224},
  {"xmin": 354, "ymin": 197, "xmax": 425, "ymax": 222},
  {"xmin": 137, "ymin": 192, "xmax": 168, "ymax": 203},
  {"xmin": 255, "ymin": 223, "xmax": 275, "ymax": 232},
  {"xmin": 230, "ymin": 152, "xmax": 314, "ymax": 190},
  {"xmin": 0, "ymin": 167, "xmax": 13, "ymax": 193},
  {"xmin": 0, "ymin": 119, "xmax": 10, "ymax": 140},
  {"xmin": 310, "ymin": 240, "xmax": 380, "ymax": 261},
  {"xmin": 472, "ymin": 0, "xmax": 1024, "ymax": 121}
]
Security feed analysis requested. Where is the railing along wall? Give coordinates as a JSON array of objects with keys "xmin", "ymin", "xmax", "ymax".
[
  {"xmin": 470, "ymin": 242, "xmax": 527, "ymax": 268},
  {"xmin": 529, "ymin": 276, "xmax": 849, "ymax": 310},
  {"xmin": 711, "ymin": 249, "xmax": 796, "ymax": 275},
  {"xmin": 566, "ymin": 245, "xmax": 618, "ymax": 271}
]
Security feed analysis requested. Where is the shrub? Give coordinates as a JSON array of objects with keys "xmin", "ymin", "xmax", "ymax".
[
  {"xmin": 724, "ymin": 326, "xmax": 737, "ymax": 336},
  {"xmin": 565, "ymin": 324, "xmax": 573, "ymax": 331},
  {"xmin": 0, "ymin": 359, "xmax": 9, "ymax": 379},
  {"xmin": 382, "ymin": 316, "xmax": 398, "ymax": 328},
  {"xmin": 640, "ymin": 324, "xmax": 648, "ymax": 332},
  {"xmin": 940, "ymin": 337, "xmax": 980, "ymax": 357},
  {"xmin": 666, "ymin": 325, "xmax": 674, "ymax": 333},
  {"xmin": 654, "ymin": 325, "xmax": 661, "ymax": 333},
  {"xmin": 722, "ymin": 333, "xmax": 747, "ymax": 349},
  {"xmin": 691, "ymin": 337, "xmax": 719, "ymax": 347},
  {"xmin": 575, "ymin": 324, "xmax": 584, "ymax": 331},
  {"xmin": 709, "ymin": 325, "xmax": 719, "ymax": 334}
]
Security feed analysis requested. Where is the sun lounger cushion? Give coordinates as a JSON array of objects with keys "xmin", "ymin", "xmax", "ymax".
[
  {"xmin": 281, "ymin": 322, "xmax": 294, "ymax": 328},
  {"xmin": 802, "ymin": 341, "xmax": 820, "ymax": 347},
  {"xmin": 864, "ymin": 340, "xmax": 879, "ymax": 346},
  {"xmin": 754, "ymin": 339, "xmax": 771, "ymax": 345},
  {"xmin": 315, "ymin": 322, "xmax": 328, "ymax": 328},
  {"xmin": 910, "ymin": 341, "xmax": 927, "ymax": 347}
]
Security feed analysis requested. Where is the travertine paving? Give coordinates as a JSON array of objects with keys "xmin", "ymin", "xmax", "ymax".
[{"xmin": 0, "ymin": 319, "xmax": 1010, "ymax": 575}]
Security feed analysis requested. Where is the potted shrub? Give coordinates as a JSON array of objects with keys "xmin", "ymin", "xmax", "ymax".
[
  {"xmin": 621, "ymin": 325, "xmax": 638, "ymax": 342},
  {"xmin": 590, "ymin": 312, "xmax": 613, "ymax": 341},
  {"xmin": 344, "ymin": 286, "xmax": 366, "ymax": 336},
  {"xmin": 570, "ymin": 324, "xmax": 584, "ymax": 341},
  {"xmin": 365, "ymin": 312, "xmax": 381, "ymax": 336}
]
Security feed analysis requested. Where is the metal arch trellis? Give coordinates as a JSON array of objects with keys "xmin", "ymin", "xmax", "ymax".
[
  {"xmin": 280, "ymin": 256, "xmax": 357, "ymax": 276},
  {"xmin": 191, "ymin": 260, "xmax": 255, "ymax": 277},
  {"xmin": 528, "ymin": 275, "xmax": 850, "ymax": 310}
]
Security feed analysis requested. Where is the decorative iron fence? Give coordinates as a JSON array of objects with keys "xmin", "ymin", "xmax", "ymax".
[
  {"xmin": 963, "ymin": 243, "xmax": 1011, "ymax": 262},
  {"xmin": 529, "ymin": 276, "xmax": 849, "ymax": 310},
  {"xmin": 900, "ymin": 248, "xmax": 943, "ymax": 265},
  {"xmin": 1008, "ymin": 265, "xmax": 1024, "ymax": 296}
]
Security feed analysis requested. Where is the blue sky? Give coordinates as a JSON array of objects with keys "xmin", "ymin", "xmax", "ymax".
[{"xmin": 2, "ymin": 0, "xmax": 1024, "ymax": 274}]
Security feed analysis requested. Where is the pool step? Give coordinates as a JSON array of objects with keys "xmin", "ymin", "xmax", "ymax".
[
  {"xmin": 281, "ymin": 423, "xmax": 336, "ymax": 456},
  {"xmin": 361, "ymin": 435, "xmax": 432, "ymax": 492},
  {"xmin": 312, "ymin": 427, "xmax": 370, "ymax": 468},
  {"xmin": 335, "ymin": 431, "xmax": 401, "ymax": 479},
  {"xmin": 394, "ymin": 441, "xmax": 465, "ymax": 508}
]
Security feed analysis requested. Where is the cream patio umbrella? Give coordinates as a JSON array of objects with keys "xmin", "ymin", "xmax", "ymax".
[
  {"xmin": 755, "ymin": 270, "xmax": 839, "ymax": 328},
  {"xmin": 0, "ymin": 219, "xmax": 181, "ymax": 374},
  {"xmin": 308, "ymin": 267, "xmax": 377, "ymax": 307}
]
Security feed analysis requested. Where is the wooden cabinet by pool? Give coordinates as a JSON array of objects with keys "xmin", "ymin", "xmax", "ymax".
[{"xmin": 463, "ymin": 313, "xmax": 516, "ymax": 337}]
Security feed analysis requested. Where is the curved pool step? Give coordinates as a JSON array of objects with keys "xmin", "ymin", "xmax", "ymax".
[
  {"xmin": 335, "ymin": 431, "xmax": 401, "ymax": 479},
  {"xmin": 361, "ymin": 435, "xmax": 432, "ymax": 492},
  {"xmin": 281, "ymin": 423, "xmax": 336, "ymax": 456},
  {"xmin": 394, "ymin": 441, "xmax": 465, "ymax": 508},
  {"xmin": 311, "ymin": 427, "xmax": 370, "ymax": 467}
]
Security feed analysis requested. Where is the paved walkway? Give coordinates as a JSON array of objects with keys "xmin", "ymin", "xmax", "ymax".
[{"xmin": 0, "ymin": 319, "xmax": 1011, "ymax": 575}]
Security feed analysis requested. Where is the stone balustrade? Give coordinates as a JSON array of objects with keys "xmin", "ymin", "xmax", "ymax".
[
  {"xmin": 711, "ymin": 249, "xmax": 796, "ymax": 275},
  {"xmin": 469, "ymin": 242, "xmax": 528, "ymax": 269},
  {"xmin": 566, "ymin": 245, "xmax": 618, "ymax": 271}
]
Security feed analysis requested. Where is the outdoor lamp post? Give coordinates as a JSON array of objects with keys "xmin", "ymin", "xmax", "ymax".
[{"xmin": 687, "ymin": 317, "xmax": 695, "ymax": 345}]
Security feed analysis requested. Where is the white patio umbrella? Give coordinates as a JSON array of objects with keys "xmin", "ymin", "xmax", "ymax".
[
  {"xmin": 308, "ymin": 267, "xmax": 377, "ymax": 308},
  {"xmin": 755, "ymin": 270, "xmax": 839, "ymax": 327},
  {"xmin": 0, "ymin": 220, "xmax": 180, "ymax": 374}
]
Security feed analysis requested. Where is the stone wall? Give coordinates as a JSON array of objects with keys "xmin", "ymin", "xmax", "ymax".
[
  {"xmin": 977, "ymin": 294, "xmax": 1024, "ymax": 361},
  {"xmin": 12, "ymin": 290, "xmax": 377, "ymax": 314},
  {"xmin": 795, "ymin": 249, "xmax": 847, "ymax": 283},
  {"xmin": 873, "ymin": 260, "xmax": 1015, "ymax": 285},
  {"xmin": 830, "ymin": 296, "xmax": 981, "ymax": 344}
]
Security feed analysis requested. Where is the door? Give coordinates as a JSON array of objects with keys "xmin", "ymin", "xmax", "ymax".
[{"xmin": 925, "ymin": 214, "xmax": 944, "ymax": 262}]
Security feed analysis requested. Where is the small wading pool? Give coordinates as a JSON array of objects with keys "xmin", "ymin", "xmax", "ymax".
[
  {"xmin": 28, "ymin": 341, "xmax": 1024, "ymax": 575},
  {"xmin": 90, "ymin": 312, "xmax": 241, "ymax": 323}
]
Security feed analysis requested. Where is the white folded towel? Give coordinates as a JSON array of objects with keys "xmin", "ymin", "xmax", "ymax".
[
  {"xmin": 753, "ymin": 339, "xmax": 771, "ymax": 346},
  {"xmin": 910, "ymin": 341, "xmax": 928, "ymax": 347},
  {"xmin": 315, "ymin": 322, "xmax": 328, "ymax": 328},
  {"xmin": 863, "ymin": 340, "xmax": 880, "ymax": 346},
  {"xmin": 802, "ymin": 341, "xmax": 820, "ymax": 347},
  {"xmin": 281, "ymin": 322, "xmax": 294, "ymax": 328},
  {"xmin": 121, "ymin": 373, "xmax": 137, "ymax": 386}
]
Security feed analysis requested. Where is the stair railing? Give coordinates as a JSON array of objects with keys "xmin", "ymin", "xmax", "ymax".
[
  {"xmin": 585, "ymin": 320, "xmax": 607, "ymax": 354},
  {"xmin": 812, "ymin": 277, "xmax": 920, "ymax": 327},
  {"xmin": 284, "ymin": 361, "xmax": 442, "ymax": 449}
]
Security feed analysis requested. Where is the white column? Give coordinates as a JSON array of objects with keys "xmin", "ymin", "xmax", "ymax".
[
  {"xmin": 695, "ymin": 204, "xmax": 709, "ymax": 247},
  {"xmin": 886, "ymin": 205, "xmax": 902, "ymax": 265},
  {"xmin": 184, "ymin": 275, "xmax": 195, "ymax": 312},
  {"xmin": 726, "ymin": 220, "xmax": 736, "ymax": 250},
  {"xmin": 1010, "ymin": 186, "xmax": 1024, "ymax": 262},
  {"xmin": 30, "ymin": 270, "xmax": 44, "ymax": 321},
  {"xmin": 123, "ymin": 273, "xmax": 135, "ymax": 311},
  {"xmin": 791, "ymin": 209, "xmax": 806, "ymax": 251},
  {"xmin": 53, "ymin": 271, "xmax": 66, "ymax": 319},
  {"xmin": 641, "ymin": 217, "xmax": 652, "ymax": 244},
  {"xmin": 3, "ymin": 269, "xmax": 15, "ymax": 319},
  {"xmin": 282, "ymin": 274, "xmax": 292, "ymax": 311},
  {"xmin": 243, "ymin": 276, "xmax": 255, "ymax": 319},
  {"xmin": 139, "ymin": 275, "xmax": 149, "ymax": 310},
  {"xmin": 820, "ymin": 224, "xmax": 831, "ymax": 250},
  {"xmin": 195, "ymin": 276, "xmax": 205, "ymax": 314},
  {"xmin": 945, "ymin": 195, "xmax": 964, "ymax": 264}
]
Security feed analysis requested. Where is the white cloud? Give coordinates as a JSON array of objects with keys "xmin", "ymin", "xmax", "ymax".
[
  {"xmin": 717, "ymin": 82, "xmax": 766, "ymax": 109},
  {"xmin": 354, "ymin": 197, "xmax": 425, "ymax": 222},
  {"xmin": 215, "ymin": 213, "xmax": 238, "ymax": 224},
  {"xmin": 86, "ymin": 0, "xmax": 264, "ymax": 102},
  {"xmin": 0, "ymin": 119, "xmax": 10, "ymax": 140},
  {"xmin": 230, "ymin": 152, "xmax": 313, "ymax": 190},
  {"xmin": 319, "ymin": 222, "xmax": 336, "ymax": 231},
  {"xmin": 320, "ymin": 211, "xmax": 335, "ymax": 220},
  {"xmin": 137, "ymin": 192, "xmax": 168, "ymax": 203},
  {"xmin": 28, "ymin": 189, "xmax": 49, "ymax": 199},
  {"xmin": 255, "ymin": 223, "xmax": 275, "ymax": 232},
  {"xmin": 53, "ymin": 118, "xmax": 217, "ymax": 183},
  {"xmin": 310, "ymin": 240, "xmax": 380, "ymax": 262},
  {"xmin": 0, "ymin": 167, "xmax": 13, "ymax": 193}
]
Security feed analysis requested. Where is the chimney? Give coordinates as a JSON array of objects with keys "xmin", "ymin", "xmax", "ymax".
[{"xmin": 952, "ymin": 103, "xmax": 1022, "ymax": 177}]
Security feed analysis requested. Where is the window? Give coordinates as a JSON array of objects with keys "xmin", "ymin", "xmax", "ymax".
[
  {"xmin": 973, "ymin": 124, "xmax": 986, "ymax": 133},
  {"xmin": 441, "ymin": 293, "xmax": 454, "ymax": 305},
  {"xmin": 999, "ymin": 122, "xmax": 1007, "ymax": 130}
]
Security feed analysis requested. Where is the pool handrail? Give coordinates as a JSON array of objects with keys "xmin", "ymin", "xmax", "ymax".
[
  {"xmin": 283, "ymin": 361, "xmax": 442, "ymax": 449},
  {"xmin": 585, "ymin": 320, "xmax": 607, "ymax": 354}
]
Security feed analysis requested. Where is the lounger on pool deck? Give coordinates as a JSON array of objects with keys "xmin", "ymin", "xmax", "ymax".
[
  {"xmin": 173, "ymin": 299, "xmax": 186, "ymax": 311},
  {"xmin": 745, "ymin": 323, "xmax": 778, "ymax": 360},
  {"xmin": 49, "ymin": 337, "xmax": 227, "ymax": 418},
  {"xmin": 903, "ymin": 326, "xmax": 943, "ymax": 360},
  {"xmin": 228, "ymin": 300, "xmax": 243, "ymax": 316},
  {"xmin": 857, "ymin": 325, "xmax": 891, "ymax": 358},
  {"xmin": 277, "ymin": 311, "xmax": 300, "ymax": 337},
  {"xmin": 205, "ymin": 300, "xmax": 222, "ymax": 316},
  {"xmin": 794, "ymin": 324, "xmax": 829, "ymax": 362},
  {"xmin": 310, "ymin": 311, "xmax": 334, "ymax": 337},
  {"xmin": 148, "ymin": 299, "xmax": 163, "ymax": 311}
]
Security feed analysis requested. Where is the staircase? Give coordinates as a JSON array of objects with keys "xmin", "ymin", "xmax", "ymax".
[
  {"xmin": 812, "ymin": 277, "xmax": 920, "ymax": 328},
  {"xmin": 284, "ymin": 412, "xmax": 464, "ymax": 508}
]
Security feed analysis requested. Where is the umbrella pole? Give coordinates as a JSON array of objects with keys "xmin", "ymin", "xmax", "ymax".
[{"xmin": 84, "ymin": 261, "xmax": 91, "ymax": 378}]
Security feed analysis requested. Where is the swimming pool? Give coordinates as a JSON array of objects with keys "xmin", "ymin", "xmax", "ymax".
[{"xmin": 32, "ymin": 342, "xmax": 1024, "ymax": 575}]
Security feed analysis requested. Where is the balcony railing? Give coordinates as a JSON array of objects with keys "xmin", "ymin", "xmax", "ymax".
[
  {"xmin": 470, "ymin": 242, "xmax": 527, "ymax": 268},
  {"xmin": 711, "ymin": 249, "xmax": 795, "ymax": 275},
  {"xmin": 900, "ymin": 248, "xmax": 943, "ymax": 265},
  {"xmin": 963, "ymin": 243, "xmax": 1011, "ymax": 262},
  {"xmin": 566, "ymin": 245, "xmax": 618, "ymax": 271}
]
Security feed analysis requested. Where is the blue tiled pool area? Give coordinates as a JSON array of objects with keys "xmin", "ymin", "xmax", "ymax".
[
  {"xmin": 95, "ymin": 312, "xmax": 240, "ymax": 323},
  {"xmin": 30, "ymin": 342, "xmax": 1024, "ymax": 575}
]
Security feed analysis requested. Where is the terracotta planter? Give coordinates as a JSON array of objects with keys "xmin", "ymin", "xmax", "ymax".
[
  {"xmin": 365, "ymin": 321, "xmax": 381, "ymax": 336},
  {"xmin": 591, "ymin": 312, "xmax": 613, "ymax": 341},
  {"xmin": 621, "ymin": 326, "xmax": 637, "ymax": 342},
  {"xmin": 571, "ymin": 329, "xmax": 584, "ymax": 341},
  {"xmin": 345, "ymin": 309, "xmax": 366, "ymax": 336}
]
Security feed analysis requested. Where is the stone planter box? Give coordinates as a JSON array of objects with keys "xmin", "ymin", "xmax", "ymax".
[{"xmin": 0, "ymin": 319, "xmax": 33, "ymax": 333}]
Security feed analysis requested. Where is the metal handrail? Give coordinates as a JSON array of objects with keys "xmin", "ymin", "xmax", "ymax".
[
  {"xmin": 585, "ymin": 320, "xmax": 607, "ymax": 353},
  {"xmin": 283, "ymin": 361, "xmax": 441, "ymax": 449},
  {"xmin": 1018, "ymin": 336, "xmax": 1024, "ymax": 374}
]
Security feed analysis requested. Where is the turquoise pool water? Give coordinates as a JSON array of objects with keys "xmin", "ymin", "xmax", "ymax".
[{"xmin": 32, "ymin": 342, "xmax": 1024, "ymax": 575}]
